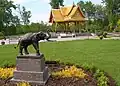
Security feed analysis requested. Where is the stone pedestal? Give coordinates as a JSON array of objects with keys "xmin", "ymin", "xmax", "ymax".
[{"xmin": 11, "ymin": 54, "xmax": 49, "ymax": 85}]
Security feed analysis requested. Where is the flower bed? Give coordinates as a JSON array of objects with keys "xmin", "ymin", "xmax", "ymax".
[{"xmin": 0, "ymin": 61, "xmax": 117, "ymax": 86}]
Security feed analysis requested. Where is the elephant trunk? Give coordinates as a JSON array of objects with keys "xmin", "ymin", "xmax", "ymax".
[{"xmin": 45, "ymin": 32, "xmax": 51, "ymax": 40}]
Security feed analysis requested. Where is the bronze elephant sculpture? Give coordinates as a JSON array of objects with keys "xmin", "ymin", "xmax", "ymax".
[{"xmin": 15, "ymin": 31, "xmax": 50, "ymax": 56}]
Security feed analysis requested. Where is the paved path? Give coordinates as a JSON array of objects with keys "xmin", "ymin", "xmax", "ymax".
[{"xmin": 0, "ymin": 36, "xmax": 120, "ymax": 45}]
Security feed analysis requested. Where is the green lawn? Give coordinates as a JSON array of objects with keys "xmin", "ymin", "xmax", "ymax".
[{"xmin": 0, "ymin": 39, "xmax": 120, "ymax": 85}]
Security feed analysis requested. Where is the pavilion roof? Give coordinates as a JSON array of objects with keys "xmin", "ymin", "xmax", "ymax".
[{"xmin": 49, "ymin": 5, "xmax": 86, "ymax": 23}]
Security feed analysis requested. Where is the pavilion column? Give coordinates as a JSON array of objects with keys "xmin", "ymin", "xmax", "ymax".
[
  {"xmin": 64, "ymin": 23, "xmax": 68, "ymax": 33},
  {"xmin": 67, "ymin": 22, "xmax": 70, "ymax": 33},
  {"xmin": 55, "ymin": 23, "xmax": 58, "ymax": 32},
  {"xmin": 78, "ymin": 22, "xmax": 81, "ymax": 33},
  {"xmin": 74, "ymin": 22, "xmax": 77, "ymax": 33},
  {"xmin": 76, "ymin": 22, "xmax": 78, "ymax": 32}
]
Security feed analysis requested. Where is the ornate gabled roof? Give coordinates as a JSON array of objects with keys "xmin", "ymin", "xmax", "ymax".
[{"xmin": 49, "ymin": 5, "xmax": 86, "ymax": 23}]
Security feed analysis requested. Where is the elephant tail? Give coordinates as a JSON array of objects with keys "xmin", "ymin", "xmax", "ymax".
[{"xmin": 14, "ymin": 40, "xmax": 20, "ymax": 49}]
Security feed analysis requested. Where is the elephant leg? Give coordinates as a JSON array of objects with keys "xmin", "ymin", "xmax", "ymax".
[
  {"xmin": 19, "ymin": 45, "xmax": 24, "ymax": 55},
  {"xmin": 32, "ymin": 42, "xmax": 40, "ymax": 55},
  {"xmin": 24, "ymin": 46, "xmax": 29, "ymax": 55}
]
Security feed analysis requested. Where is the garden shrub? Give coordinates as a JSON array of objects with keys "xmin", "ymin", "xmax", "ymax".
[
  {"xmin": 81, "ymin": 63, "xmax": 97, "ymax": 73},
  {"xmin": 82, "ymin": 63, "xmax": 109, "ymax": 86},
  {"xmin": 94, "ymin": 69, "xmax": 108, "ymax": 86},
  {"xmin": 1, "ymin": 61, "xmax": 15, "ymax": 68}
]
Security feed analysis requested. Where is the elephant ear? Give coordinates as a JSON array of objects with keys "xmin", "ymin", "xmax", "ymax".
[
  {"xmin": 36, "ymin": 31, "xmax": 45, "ymax": 39},
  {"xmin": 36, "ymin": 31, "xmax": 42, "ymax": 36}
]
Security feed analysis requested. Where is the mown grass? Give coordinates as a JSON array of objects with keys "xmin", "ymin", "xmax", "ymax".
[{"xmin": 0, "ymin": 39, "xmax": 120, "ymax": 85}]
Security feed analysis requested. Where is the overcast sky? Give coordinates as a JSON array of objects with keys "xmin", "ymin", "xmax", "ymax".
[{"xmin": 12, "ymin": 0, "xmax": 102, "ymax": 23}]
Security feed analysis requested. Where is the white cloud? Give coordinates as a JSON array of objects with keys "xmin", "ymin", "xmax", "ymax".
[
  {"xmin": 30, "ymin": 13, "xmax": 50, "ymax": 23},
  {"xmin": 43, "ymin": 0, "xmax": 50, "ymax": 3},
  {"xmin": 12, "ymin": 0, "xmax": 39, "ymax": 4},
  {"xmin": 88, "ymin": 0, "xmax": 102, "ymax": 4},
  {"xmin": 11, "ymin": 0, "xmax": 26, "ymax": 4}
]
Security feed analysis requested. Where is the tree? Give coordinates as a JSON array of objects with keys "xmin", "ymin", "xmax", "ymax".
[
  {"xmin": 78, "ymin": 1, "xmax": 95, "ymax": 20},
  {"xmin": 50, "ymin": 0, "xmax": 64, "ymax": 9},
  {"xmin": 0, "ymin": 0, "xmax": 18, "ymax": 34},
  {"xmin": 77, "ymin": 1, "xmax": 85, "ymax": 12},
  {"xmin": 102, "ymin": 0, "xmax": 120, "ymax": 27},
  {"xmin": 17, "ymin": 4, "xmax": 31, "ymax": 25}
]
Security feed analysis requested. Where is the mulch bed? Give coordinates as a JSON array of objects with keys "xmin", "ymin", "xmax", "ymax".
[{"xmin": 0, "ymin": 61, "xmax": 116, "ymax": 86}]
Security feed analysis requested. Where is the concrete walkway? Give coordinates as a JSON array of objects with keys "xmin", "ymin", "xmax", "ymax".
[{"xmin": 0, "ymin": 36, "xmax": 120, "ymax": 45}]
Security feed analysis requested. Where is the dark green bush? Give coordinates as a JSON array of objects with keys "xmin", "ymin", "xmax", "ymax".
[
  {"xmin": 94, "ymin": 69, "xmax": 108, "ymax": 86},
  {"xmin": 0, "ymin": 32, "xmax": 5, "ymax": 40},
  {"xmin": 82, "ymin": 63, "xmax": 110, "ymax": 86},
  {"xmin": 1, "ymin": 61, "xmax": 15, "ymax": 68}
]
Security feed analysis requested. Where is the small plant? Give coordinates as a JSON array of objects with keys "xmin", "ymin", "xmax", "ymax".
[
  {"xmin": 94, "ymin": 69, "xmax": 108, "ymax": 86},
  {"xmin": 17, "ymin": 82, "xmax": 31, "ymax": 86},
  {"xmin": 1, "ymin": 61, "xmax": 15, "ymax": 68},
  {"xmin": 81, "ymin": 63, "xmax": 97, "ymax": 73},
  {"xmin": 82, "ymin": 63, "xmax": 109, "ymax": 86},
  {"xmin": 52, "ymin": 65, "xmax": 87, "ymax": 78}
]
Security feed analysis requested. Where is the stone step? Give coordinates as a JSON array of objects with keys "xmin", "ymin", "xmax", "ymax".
[
  {"xmin": 11, "ymin": 78, "xmax": 49, "ymax": 86},
  {"xmin": 13, "ymin": 67, "xmax": 49, "ymax": 82}
]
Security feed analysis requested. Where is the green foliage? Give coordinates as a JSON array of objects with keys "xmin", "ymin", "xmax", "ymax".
[
  {"xmin": 17, "ymin": 4, "xmax": 31, "ymax": 25},
  {"xmin": 114, "ymin": 27, "xmax": 120, "ymax": 32},
  {"xmin": 0, "ymin": 0, "xmax": 17, "ymax": 32},
  {"xmin": 15, "ymin": 22, "xmax": 51, "ymax": 34},
  {"xmin": 77, "ymin": 1, "xmax": 106, "ymax": 32},
  {"xmin": 86, "ymin": 24, "xmax": 101, "ymax": 33},
  {"xmin": 82, "ymin": 63, "xmax": 109, "ymax": 86},
  {"xmin": 81, "ymin": 63, "xmax": 97, "ymax": 73},
  {"xmin": 0, "ymin": 1, "xmax": 32, "ymax": 35},
  {"xmin": 117, "ymin": 19, "xmax": 120, "ymax": 26},
  {"xmin": 0, "ymin": 32, "xmax": 5, "ymax": 39},
  {"xmin": 1, "ymin": 61, "xmax": 15, "ymax": 68},
  {"xmin": 77, "ymin": 1, "xmax": 95, "ymax": 19},
  {"xmin": 94, "ymin": 69, "xmax": 108, "ymax": 86},
  {"xmin": 102, "ymin": 0, "xmax": 120, "ymax": 30},
  {"xmin": 77, "ymin": 0, "xmax": 120, "ymax": 32},
  {"xmin": 5, "ymin": 25, "xmax": 17, "ymax": 35},
  {"xmin": 114, "ymin": 19, "xmax": 120, "ymax": 32},
  {"xmin": 50, "ymin": 0, "xmax": 64, "ymax": 9}
]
